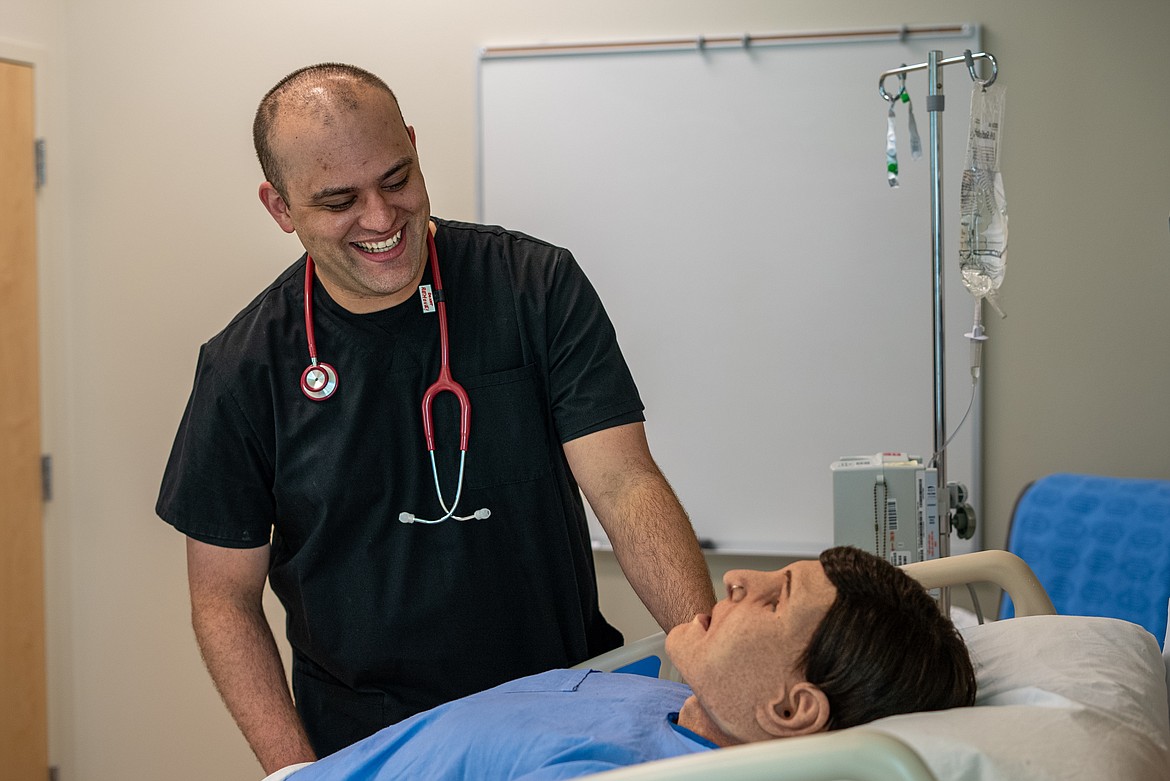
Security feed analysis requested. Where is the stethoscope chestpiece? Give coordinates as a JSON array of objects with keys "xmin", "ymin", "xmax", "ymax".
[{"xmin": 301, "ymin": 362, "xmax": 339, "ymax": 401}]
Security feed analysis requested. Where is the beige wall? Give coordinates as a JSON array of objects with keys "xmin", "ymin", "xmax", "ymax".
[{"xmin": 3, "ymin": 0, "xmax": 1168, "ymax": 778}]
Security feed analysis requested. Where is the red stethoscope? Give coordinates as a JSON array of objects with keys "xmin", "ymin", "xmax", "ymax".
[{"xmin": 300, "ymin": 229, "xmax": 490, "ymax": 524}]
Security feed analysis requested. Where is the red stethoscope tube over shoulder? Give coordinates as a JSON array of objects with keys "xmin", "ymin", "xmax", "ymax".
[
  {"xmin": 300, "ymin": 228, "xmax": 488, "ymax": 524},
  {"xmin": 419, "ymin": 230, "xmax": 471, "ymax": 453}
]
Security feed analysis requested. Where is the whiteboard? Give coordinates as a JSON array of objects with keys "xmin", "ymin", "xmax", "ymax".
[{"xmin": 478, "ymin": 26, "xmax": 984, "ymax": 555}]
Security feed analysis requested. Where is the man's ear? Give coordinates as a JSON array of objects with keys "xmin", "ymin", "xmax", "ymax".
[
  {"xmin": 757, "ymin": 682, "xmax": 830, "ymax": 738},
  {"xmin": 259, "ymin": 182, "xmax": 297, "ymax": 234}
]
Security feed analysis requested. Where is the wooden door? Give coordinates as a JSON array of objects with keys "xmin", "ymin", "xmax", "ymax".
[{"xmin": 0, "ymin": 58, "xmax": 49, "ymax": 781}]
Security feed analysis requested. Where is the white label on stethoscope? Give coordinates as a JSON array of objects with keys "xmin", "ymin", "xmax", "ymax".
[{"xmin": 419, "ymin": 284, "xmax": 436, "ymax": 314}]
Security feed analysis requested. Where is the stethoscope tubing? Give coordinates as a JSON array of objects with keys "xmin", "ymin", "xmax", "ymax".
[
  {"xmin": 301, "ymin": 256, "xmax": 339, "ymax": 401},
  {"xmin": 420, "ymin": 229, "xmax": 471, "ymax": 453}
]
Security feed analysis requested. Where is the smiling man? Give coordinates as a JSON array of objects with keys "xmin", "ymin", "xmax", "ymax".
[
  {"xmin": 157, "ymin": 62, "xmax": 716, "ymax": 774},
  {"xmin": 270, "ymin": 546, "xmax": 976, "ymax": 780},
  {"xmin": 255, "ymin": 76, "xmax": 432, "ymax": 313}
]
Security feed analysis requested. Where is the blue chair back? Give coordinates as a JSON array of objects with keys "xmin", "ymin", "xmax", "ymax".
[{"xmin": 999, "ymin": 473, "xmax": 1170, "ymax": 648}]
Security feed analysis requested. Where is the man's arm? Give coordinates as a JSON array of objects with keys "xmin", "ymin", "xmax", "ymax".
[
  {"xmin": 563, "ymin": 422, "xmax": 716, "ymax": 631},
  {"xmin": 186, "ymin": 538, "xmax": 317, "ymax": 774}
]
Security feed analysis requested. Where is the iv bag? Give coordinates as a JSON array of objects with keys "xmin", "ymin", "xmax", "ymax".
[{"xmin": 958, "ymin": 83, "xmax": 1007, "ymax": 316}]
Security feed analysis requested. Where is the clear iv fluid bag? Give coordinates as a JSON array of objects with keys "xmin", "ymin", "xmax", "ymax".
[
  {"xmin": 959, "ymin": 169, "xmax": 1007, "ymax": 295},
  {"xmin": 958, "ymin": 83, "xmax": 1007, "ymax": 315}
]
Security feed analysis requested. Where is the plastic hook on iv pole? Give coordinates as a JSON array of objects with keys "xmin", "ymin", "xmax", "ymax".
[{"xmin": 878, "ymin": 50, "xmax": 997, "ymax": 103}]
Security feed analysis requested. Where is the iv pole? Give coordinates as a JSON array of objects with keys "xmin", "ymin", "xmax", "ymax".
[{"xmin": 877, "ymin": 50, "xmax": 998, "ymax": 571}]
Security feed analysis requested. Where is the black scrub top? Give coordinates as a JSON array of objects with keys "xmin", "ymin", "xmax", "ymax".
[{"xmin": 157, "ymin": 219, "xmax": 643, "ymax": 754}]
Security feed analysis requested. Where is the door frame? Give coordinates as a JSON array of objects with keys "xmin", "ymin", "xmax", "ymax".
[{"xmin": 1, "ymin": 36, "xmax": 55, "ymax": 778}]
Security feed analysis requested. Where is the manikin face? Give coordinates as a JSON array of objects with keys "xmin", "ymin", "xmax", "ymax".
[
  {"xmin": 259, "ymin": 81, "xmax": 432, "ymax": 314},
  {"xmin": 666, "ymin": 560, "xmax": 838, "ymax": 743}
]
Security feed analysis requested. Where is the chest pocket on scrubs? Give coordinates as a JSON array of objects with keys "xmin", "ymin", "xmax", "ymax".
[{"xmin": 460, "ymin": 363, "xmax": 553, "ymax": 490}]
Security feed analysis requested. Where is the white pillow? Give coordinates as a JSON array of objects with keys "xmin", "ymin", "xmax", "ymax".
[{"xmin": 864, "ymin": 615, "xmax": 1170, "ymax": 781}]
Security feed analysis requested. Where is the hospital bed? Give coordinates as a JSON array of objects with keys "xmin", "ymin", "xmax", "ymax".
[{"xmin": 264, "ymin": 550, "xmax": 1170, "ymax": 781}]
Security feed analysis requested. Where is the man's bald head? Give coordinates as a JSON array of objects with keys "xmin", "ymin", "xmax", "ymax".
[{"xmin": 253, "ymin": 63, "xmax": 404, "ymax": 198}]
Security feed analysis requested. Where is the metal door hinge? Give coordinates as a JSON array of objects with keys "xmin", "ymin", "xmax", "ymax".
[
  {"xmin": 42, "ymin": 454, "xmax": 52, "ymax": 502},
  {"xmin": 35, "ymin": 138, "xmax": 46, "ymax": 189}
]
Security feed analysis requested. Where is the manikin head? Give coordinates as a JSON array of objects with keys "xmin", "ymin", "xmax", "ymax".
[
  {"xmin": 253, "ymin": 63, "xmax": 432, "ymax": 314},
  {"xmin": 666, "ymin": 546, "xmax": 976, "ymax": 746}
]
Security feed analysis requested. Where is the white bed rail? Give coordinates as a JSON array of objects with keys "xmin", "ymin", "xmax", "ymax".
[
  {"xmin": 902, "ymin": 549, "xmax": 1055, "ymax": 617},
  {"xmin": 570, "ymin": 632, "xmax": 682, "ymax": 681}
]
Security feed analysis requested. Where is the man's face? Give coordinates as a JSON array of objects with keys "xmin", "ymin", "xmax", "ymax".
[
  {"xmin": 259, "ymin": 83, "xmax": 432, "ymax": 314},
  {"xmin": 666, "ymin": 560, "xmax": 837, "ymax": 740}
]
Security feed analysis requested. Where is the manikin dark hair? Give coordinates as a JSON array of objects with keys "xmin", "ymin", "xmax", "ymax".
[{"xmin": 799, "ymin": 546, "xmax": 977, "ymax": 730}]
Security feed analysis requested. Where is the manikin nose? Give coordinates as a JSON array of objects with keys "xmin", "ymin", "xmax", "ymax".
[
  {"xmin": 725, "ymin": 570, "xmax": 752, "ymax": 601},
  {"xmin": 725, "ymin": 569, "xmax": 779, "ymax": 601}
]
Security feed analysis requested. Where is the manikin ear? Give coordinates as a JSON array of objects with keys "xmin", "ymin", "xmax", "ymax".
[
  {"xmin": 757, "ymin": 682, "xmax": 831, "ymax": 738},
  {"xmin": 258, "ymin": 182, "xmax": 297, "ymax": 234}
]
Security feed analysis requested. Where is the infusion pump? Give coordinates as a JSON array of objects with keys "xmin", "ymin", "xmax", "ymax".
[{"xmin": 831, "ymin": 452, "xmax": 940, "ymax": 565}]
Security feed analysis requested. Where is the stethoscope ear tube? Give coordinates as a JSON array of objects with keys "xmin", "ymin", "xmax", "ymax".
[{"xmin": 420, "ymin": 229, "xmax": 471, "ymax": 453}]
